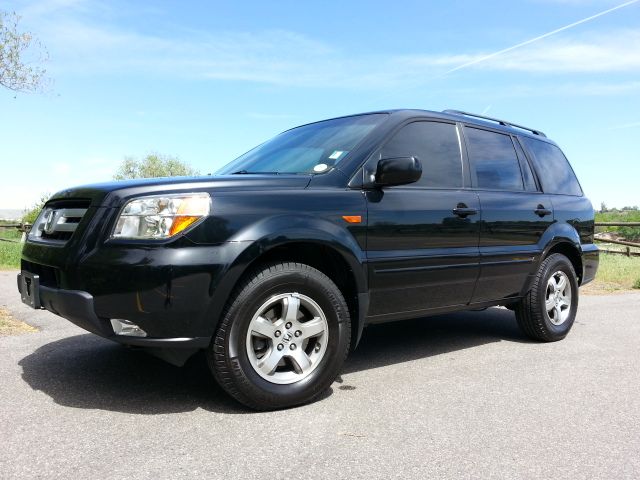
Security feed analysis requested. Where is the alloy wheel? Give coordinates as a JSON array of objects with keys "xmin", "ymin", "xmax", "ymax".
[
  {"xmin": 545, "ymin": 271, "xmax": 572, "ymax": 326},
  {"xmin": 245, "ymin": 293, "xmax": 329, "ymax": 384}
]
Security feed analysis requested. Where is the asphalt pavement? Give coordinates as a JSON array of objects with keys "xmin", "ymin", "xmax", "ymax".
[{"xmin": 1, "ymin": 270, "xmax": 639, "ymax": 479}]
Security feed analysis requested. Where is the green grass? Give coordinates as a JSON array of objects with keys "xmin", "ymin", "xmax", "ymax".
[
  {"xmin": 589, "ymin": 253, "xmax": 640, "ymax": 292},
  {"xmin": 0, "ymin": 227, "xmax": 24, "ymax": 269},
  {"xmin": 0, "ymin": 240, "xmax": 21, "ymax": 270},
  {"xmin": 0, "ymin": 228, "xmax": 22, "ymax": 241}
]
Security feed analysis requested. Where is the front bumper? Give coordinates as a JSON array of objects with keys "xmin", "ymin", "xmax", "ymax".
[
  {"xmin": 20, "ymin": 233, "xmax": 252, "ymax": 341},
  {"xmin": 17, "ymin": 272, "xmax": 211, "ymax": 349}
]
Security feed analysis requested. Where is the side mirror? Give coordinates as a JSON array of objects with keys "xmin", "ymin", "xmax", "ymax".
[{"xmin": 375, "ymin": 156, "xmax": 422, "ymax": 187}]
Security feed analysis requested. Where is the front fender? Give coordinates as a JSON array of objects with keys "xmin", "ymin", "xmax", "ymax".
[
  {"xmin": 202, "ymin": 214, "xmax": 368, "ymax": 339},
  {"xmin": 229, "ymin": 214, "xmax": 366, "ymax": 277}
]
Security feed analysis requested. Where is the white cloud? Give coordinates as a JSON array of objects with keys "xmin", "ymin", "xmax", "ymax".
[
  {"xmin": 399, "ymin": 29, "xmax": 640, "ymax": 74},
  {"xmin": 38, "ymin": 19, "xmax": 341, "ymax": 86},
  {"xmin": 485, "ymin": 30, "xmax": 640, "ymax": 72},
  {"xmin": 607, "ymin": 120, "xmax": 640, "ymax": 130},
  {"xmin": 433, "ymin": 80, "xmax": 640, "ymax": 99},
  {"xmin": 19, "ymin": 0, "xmax": 88, "ymax": 17},
  {"xmin": 246, "ymin": 112, "xmax": 299, "ymax": 120},
  {"xmin": 532, "ymin": 0, "xmax": 623, "ymax": 5},
  {"xmin": 561, "ymin": 80, "xmax": 640, "ymax": 94},
  {"xmin": 12, "ymin": 1, "xmax": 640, "ymax": 90},
  {"xmin": 52, "ymin": 162, "xmax": 70, "ymax": 174},
  {"xmin": 40, "ymin": 24, "xmax": 640, "ymax": 88}
]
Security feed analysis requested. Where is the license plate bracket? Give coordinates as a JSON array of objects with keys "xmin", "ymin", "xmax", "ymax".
[{"xmin": 18, "ymin": 271, "xmax": 42, "ymax": 309}]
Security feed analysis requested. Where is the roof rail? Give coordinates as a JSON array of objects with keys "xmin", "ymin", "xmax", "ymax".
[{"xmin": 442, "ymin": 109, "xmax": 546, "ymax": 137}]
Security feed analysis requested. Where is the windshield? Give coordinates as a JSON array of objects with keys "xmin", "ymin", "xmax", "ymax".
[{"xmin": 216, "ymin": 114, "xmax": 387, "ymax": 175}]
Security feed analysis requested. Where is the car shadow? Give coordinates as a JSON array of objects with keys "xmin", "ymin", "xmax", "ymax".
[
  {"xmin": 18, "ymin": 307, "xmax": 529, "ymax": 415},
  {"xmin": 344, "ymin": 307, "xmax": 528, "ymax": 374}
]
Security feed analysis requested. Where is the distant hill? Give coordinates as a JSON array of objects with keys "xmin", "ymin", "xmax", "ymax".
[{"xmin": 0, "ymin": 209, "xmax": 23, "ymax": 221}]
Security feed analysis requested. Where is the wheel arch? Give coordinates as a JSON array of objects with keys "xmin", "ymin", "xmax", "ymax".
[
  {"xmin": 544, "ymin": 242, "xmax": 583, "ymax": 285},
  {"xmin": 241, "ymin": 241, "xmax": 364, "ymax": 349},
  {"xmin": 519, "ymin": 223, "xmax": 584, "ymax": 297},
  {"xmin": 206, "ymin": 217, "xmax": 369, "ymax": 350},
  {"xmin": 537, "ymin": 221, "xmax": 584, "ymax": 281}
]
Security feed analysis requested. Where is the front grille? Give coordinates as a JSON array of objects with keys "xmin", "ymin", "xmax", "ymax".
[{"xmin": 30, "ymin": 199, "xmax": 91, "ymax": 243}]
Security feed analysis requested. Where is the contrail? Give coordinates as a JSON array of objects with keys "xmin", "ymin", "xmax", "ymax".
[
  {"xmin": 607, "ymin": 121, "xmax": 640, "ymax": 131},
  {"xmin": 445, "ymin": 0, "xmax": 640, "ymax": 75},
  {"xmin": 364, "ymin": 0, "xmax": 639, "ymax": 108}
]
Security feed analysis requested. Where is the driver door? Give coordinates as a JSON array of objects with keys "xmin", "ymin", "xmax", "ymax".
[{"xmin": 365, "ymin": 121, "xmax": 481, "ymax": 320}]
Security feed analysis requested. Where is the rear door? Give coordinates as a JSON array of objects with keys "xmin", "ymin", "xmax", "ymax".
[
  {"xmin": 462, "ymin": 126, "xmax": 554, "ymax": 303},
  {"xmin": 365, "ymin": 120, "xmax": 481, "ymax": 320}
]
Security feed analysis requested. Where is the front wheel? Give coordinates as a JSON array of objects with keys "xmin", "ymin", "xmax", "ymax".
[
  {"xmin": 515, "ymin": 253, "xmax": 579, "ymax": 342},
  {"xmin": 208, "ymin": 262, "xmax": 351, "ymax": 410}
]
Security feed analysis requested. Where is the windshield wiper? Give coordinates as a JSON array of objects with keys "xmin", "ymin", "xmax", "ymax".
[{"xmin": 231, "ymin": 170, "xmax": 281, "ymax": 175}]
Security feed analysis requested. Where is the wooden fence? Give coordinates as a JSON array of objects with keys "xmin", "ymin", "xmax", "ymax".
[
  {"xmin": 0, "ymin": 224, "xmax": 30, "ymax": 243},
  {"xmin": 594, "ymin": 221, "xmax": 640, "ymax": 257}
]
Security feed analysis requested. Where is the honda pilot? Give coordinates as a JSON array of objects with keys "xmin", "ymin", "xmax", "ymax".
[{"xmin": 18, "ymin": 109, "xmax": 599, "ymax": 410}]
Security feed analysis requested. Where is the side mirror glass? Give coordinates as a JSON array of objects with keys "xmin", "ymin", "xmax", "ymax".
[{"xmin": 375, "ymin": 156, "xmax": 422, "ymax": 187}]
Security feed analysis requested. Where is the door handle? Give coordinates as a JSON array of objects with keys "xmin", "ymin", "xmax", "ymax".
[
  {"xmin": 453, "ymin": 203, "xmax": 478, "ymax": 218},
  {"xmin": 534, "ymin": 205, "xmax": 552, "ymax": 217}
]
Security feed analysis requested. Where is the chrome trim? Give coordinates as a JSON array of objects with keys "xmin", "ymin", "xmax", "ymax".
[{"xmin": 31, "ymin": 207, "xmax": 88, "ymax": 240}]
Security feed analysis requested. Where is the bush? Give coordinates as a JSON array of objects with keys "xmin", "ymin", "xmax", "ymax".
[
  {"xmin": 595, "ymin": 209, "xmax": 640, "ymax": 242},
  {"xmin": 633, "ymin": 277, "xmax": 640, "ymax": 290},
  {"xmin": 114, "ymin": 154, "xmax": 199, "ymax": 180}
]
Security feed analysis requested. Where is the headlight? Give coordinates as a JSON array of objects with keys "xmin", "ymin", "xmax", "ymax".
[{"xmin": 112, "ymin": 193, "xmax": 210, "ymax": 239}]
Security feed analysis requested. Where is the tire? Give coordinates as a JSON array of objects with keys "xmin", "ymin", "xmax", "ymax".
[
  {"xmin": 515, "ymin": 253, "xmax": 579, "ymax": 342},
  {"xmin": 207, "ymin": 262, "xmax": 351, "ymax": 410}
]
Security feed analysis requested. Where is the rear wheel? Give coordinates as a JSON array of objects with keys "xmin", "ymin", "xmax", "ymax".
[
  {"xmin": 208, "ymin": 262, "xmax": 351, "ymax": 410},
  {"xmin": 515, "ymin": 253, "xmax": 579, "ymax": 342}
]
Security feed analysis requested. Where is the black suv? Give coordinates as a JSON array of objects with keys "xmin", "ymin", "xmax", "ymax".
[{"xmin": 18, "ymin": 109, "xmax": 598, "ymax": 409}]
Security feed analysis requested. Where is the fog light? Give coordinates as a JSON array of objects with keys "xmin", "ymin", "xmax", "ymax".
[{"xmin": 110, "ymin": 319, "xmax": 147, "ymax": 337}]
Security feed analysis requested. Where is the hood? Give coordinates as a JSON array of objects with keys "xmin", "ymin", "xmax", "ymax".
[{"xmin": 48, "ymin": 174, "xmax": 313, "ymax": 208}]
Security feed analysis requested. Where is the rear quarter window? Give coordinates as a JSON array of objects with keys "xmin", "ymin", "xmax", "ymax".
[{"xmin": 520, "ymin": 137, "xmax": 583, "ymax": 196}]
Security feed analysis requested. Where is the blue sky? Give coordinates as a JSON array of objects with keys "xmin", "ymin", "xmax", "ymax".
[{"xmin": 1, "ymin": 0, "xmax": 639, "ymax": 210}]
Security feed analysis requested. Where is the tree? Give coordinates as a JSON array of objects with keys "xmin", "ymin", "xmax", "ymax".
[
  {"xmin": 22, "ymin": 193, "xmax": 49, "ymax": 224},
  {"xmin": 0, "ymin": 11, "xmax": 49, "ymax": 92},
  {"xmin": 114, "ymin": 153, "xmax": 199, "ymax": 180},
  {"xmin": 600, "ymin": 201, "xmax": 608, "ymax": 213}
]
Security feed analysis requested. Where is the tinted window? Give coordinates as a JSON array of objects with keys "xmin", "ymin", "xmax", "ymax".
[
  {"xmin": 465, "ymin": 127, "xmax": 524, "ymax": 191},
  {"xmin": 381, "ymin": 122, "xmax": 462, "ymax": 188},
  {"xmin": 520, "ymin": 137, "xmax": 582, "ymax": 196}
]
